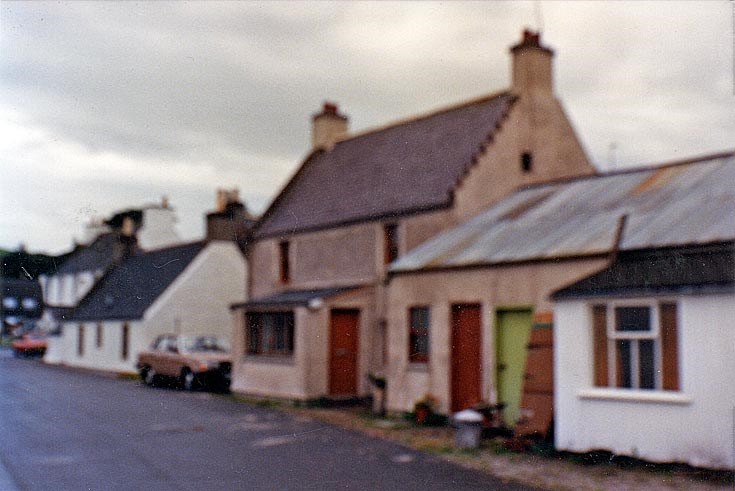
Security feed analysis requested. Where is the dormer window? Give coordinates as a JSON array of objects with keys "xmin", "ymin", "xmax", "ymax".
[
  {"xmin": 383, "ymin": 223, "xmax": 399, "ymax": 265},
  {"xmin": 279, "ymin": 241, "xmax": 290, "ymax": 284},
  {"xmin": 521, "ymin": 152, "xmax": 533, "ymax": 173}
]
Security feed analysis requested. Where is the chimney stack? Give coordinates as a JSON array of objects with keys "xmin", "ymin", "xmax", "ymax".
[
  {"xmin": 312, "ymin": 102, "xmax": 348, "ymax": 149},
  {"xmin": 510, "ymin": 29, "xmax": 554, "ymax": 95}
]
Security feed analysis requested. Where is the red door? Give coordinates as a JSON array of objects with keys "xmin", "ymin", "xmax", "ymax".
[
  {"xmin": 451, "ymin": 304, "xmax": 482, "ymax": 413},
  {"xmin": 329, "ymin": 309, "xmax": 359, "ymax": 396}
]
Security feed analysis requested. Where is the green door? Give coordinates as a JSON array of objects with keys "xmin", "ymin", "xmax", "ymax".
[{"xmin": 496, "ymin": 309, "xmax": 533, "ymax": 427}]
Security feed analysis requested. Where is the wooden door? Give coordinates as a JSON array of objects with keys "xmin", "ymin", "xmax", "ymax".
[
  {"xmin": 329, "ymin": 309, "xmax": 359, "ymax": 396},
  {"xmin": 495, "ymin": 309, "xmax": 533, "ymax": 427},
  {"xmin": 450, "ymin": 304, "xmax": 482, "ymax": 413}
]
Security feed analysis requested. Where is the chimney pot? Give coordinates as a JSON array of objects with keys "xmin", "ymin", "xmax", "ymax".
[{"xmin": 323, "ymin": 102, "xmax": 338, "ymax": 115}]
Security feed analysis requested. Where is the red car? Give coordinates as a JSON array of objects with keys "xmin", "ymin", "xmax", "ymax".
[{"xmin": 12, "ymin": 334, "xmax": 48, "ymax": 357}]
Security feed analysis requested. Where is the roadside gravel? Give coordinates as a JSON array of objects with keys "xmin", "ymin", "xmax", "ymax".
[{"xmin": 278, "ymin": 404, "xmax": 733, "ymax": 491}]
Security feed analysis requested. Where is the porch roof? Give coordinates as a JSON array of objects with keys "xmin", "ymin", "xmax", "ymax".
[{"xmin": 230, "ymin": 286, "xmax": 362, "ymax": 311}]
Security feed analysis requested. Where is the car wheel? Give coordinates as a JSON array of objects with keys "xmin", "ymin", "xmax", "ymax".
[
  {"xmin": 144, "ymin": 367, "xmax": 157, "ymax": 386},
  {"xmin": 181, "ymin": 369, "xmax": 195, "ymax": 391}
]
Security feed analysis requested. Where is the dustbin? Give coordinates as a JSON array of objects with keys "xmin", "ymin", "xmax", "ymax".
[{"xmin": 453, "ymin": 409, "xmax": 484, "ymax": 449}]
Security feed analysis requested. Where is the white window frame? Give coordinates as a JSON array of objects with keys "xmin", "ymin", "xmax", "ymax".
[{"xmin": 605, "ymin": 300, "xmax": 662, "ymax": 390}]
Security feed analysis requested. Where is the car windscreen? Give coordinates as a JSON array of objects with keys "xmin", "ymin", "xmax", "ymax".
[{"xmin": 180, "ymin": 336, "xmax": 229, "ymax": 353}]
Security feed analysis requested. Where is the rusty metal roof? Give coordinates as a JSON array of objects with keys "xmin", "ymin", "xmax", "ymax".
[{"xmin": 391, "ymin": 151, "xmax": 735, "ymax": 273}]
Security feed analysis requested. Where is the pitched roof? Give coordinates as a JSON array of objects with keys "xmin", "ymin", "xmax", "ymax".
[
  {"xmin": 68, "ymin": 242, "xmax": 205, "ymax": 321},
  {"xmin": 255, "ymin": 92, "xmax": 516, "ymax": 238},
  {"xmin": 55, "ymin": 233, "xmax": 119, "ymax": 275},
  {"xmin": 552, "ymin": 242, "xmax": 735, "ymax": 300},
  {"xmin": 390, "ymin": 151, "xmax": 735, "ymax": 273}
]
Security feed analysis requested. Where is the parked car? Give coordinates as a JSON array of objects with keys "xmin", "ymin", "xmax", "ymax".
[
  {"xmin": 137, "ymin": 334, "xmax": 232, "ymax": 392},
  {"xmin": 11, "ymin": 333, "xmax": 48, "ymax": 358}
]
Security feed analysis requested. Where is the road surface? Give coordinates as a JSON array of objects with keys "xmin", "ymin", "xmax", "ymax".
[{"xmin": 0, "ymin": 350, "xmax": 534, "ymax": 490}]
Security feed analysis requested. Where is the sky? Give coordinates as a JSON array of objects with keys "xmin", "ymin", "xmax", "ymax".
[{"xmin": 1, "ymin": 1, "xmax": 733, "ymax": 255}]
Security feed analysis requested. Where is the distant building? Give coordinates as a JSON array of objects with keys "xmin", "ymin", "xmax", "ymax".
[
  {"xmin": 50, "ymin": 241, "xmax": 246, "ymax": 373},
  {"xmin": 39, "ymin": 199, "xmax": 181, "ymax": 332},
  {"xmin": 1, "ymin": 278, "xmax": 43, "ymax": 336}
]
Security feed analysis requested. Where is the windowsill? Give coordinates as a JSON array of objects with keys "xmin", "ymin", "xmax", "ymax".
[
  {"xmin": 243, "ymin": 354, "xmax": 295, "ymax": 365},
  {"xmin": 407, "ymin": 362, "xmax": 429, "ymax": 372},
  {"xmin": 577, "ymin": 388, "xmax": 692, "ymax": 405}
]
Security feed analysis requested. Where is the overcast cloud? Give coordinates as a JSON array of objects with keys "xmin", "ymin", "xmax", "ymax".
[{"xmin": 1, "ymin": 1, "xmax": 733, "ymax": 254}]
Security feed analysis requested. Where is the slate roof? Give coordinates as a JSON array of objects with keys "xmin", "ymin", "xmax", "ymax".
[
  {"xmin": 55, "ymin": 233, "xmax": 119, "ymax": 275},
  {"xmin": 255, "ymin": 92, "xmax": 516, "ymax": 238},
  {"xmin": 231, "ymin": 286, "xmax": 361, "ymax": 311},
  {"xmin": 68, "ymin": 242, "xmax": 206, "ymax": 321},
  {"xmin": 552, "ymin": 242, "xmax": 735, "ymax": 300},
  {"xmin": 390, "ymin": 151, "xmax": 735, "ymax": 273}
]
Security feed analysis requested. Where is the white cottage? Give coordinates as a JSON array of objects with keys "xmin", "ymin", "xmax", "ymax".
[
  {"xmin": 553, "ymin": 242, "xmax": 735, "ymax": 470},
  {"xmin": 40, "ymin": 201, "xmax": 181, "ymax": 334},
  {"xmin": 56, "ymin": 241, "xmax": 246, "ymax": 374}
]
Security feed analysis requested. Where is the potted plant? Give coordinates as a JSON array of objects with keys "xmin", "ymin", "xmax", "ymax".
[{"xmin": 413, "ymin": 394, "xmax": 437, "ymax": 425}]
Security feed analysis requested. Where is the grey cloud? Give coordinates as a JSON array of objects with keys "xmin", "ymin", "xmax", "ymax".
[{"xmin": 1, "ymin": 1, "xmax": 733, "ymax": 253}]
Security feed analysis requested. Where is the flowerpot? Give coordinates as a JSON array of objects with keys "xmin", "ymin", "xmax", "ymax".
[{"xmin": 415, "ymin": 407, "xmax": 430, "ymax": 425}]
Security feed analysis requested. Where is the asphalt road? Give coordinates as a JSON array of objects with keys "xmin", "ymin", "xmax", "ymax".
[{"xmin": 0, "ymin": 350, "xmax": 535, "ymax": 491}]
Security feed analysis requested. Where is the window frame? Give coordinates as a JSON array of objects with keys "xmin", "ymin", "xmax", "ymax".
[
  {"xmin": 96, "ymin": 323, "xmax": 103, "ymax": 349},
  {"xmin": 78, "ymin": 324, "xmax": 85, "ymax": 357},
  {"xmin": 408, "ymin": 306, "xmax": 430, "ymax": 363},
  {"xmin": 592, "ymin": 300, "xmax": 678, "ymax": 392},
  {"xmin": 246, "ymin": 311, "xmax": 295, "ymax": 357},
  {"xmin": 121, "ymin": 323, "xmax": 130, "ymax": 360},
  {"xmin": 278, "ymin": 241, "xmax": 290, "ymax": 284}
]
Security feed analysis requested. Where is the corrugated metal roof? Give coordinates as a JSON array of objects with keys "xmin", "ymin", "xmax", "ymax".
[{"xmin": 391, "ymin": 151, "xmax": 735, "ymax": 273}]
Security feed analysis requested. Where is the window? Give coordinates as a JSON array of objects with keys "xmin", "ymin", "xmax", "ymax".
[
  {"xmin": 246, "ymin": 312, "xmax": 295, "ymax": 356},
  {"xmin": 121, "ymin": 323, "xmax": 129, "ymax": 360},
  {"xmin": 592, "ymin": 302, "xmax": 678, "ymax": 391},
  {"xmin": 2, "ymin": 297, "xmax": 18, "ymax": 310},
  {"xmin": 279, "ymin": 241, "xmax": 290, "ymax": 283},
  {"xmin": 96, "ymin": 323, "xmax": 103, "ymax": 348},
  {"xmin": 78, "ymin": 324, "xmax": 85, "ymax": 357},
  {"xmin": 408, "ymin": 307, "xmax": 430, "ymax": 363},
  {"xmin": 383, "ymin": 223, "xmax": 399, "ymax": 264},
  {"xmin": 21, "ymin": 298, "xmax": 38, "ymax": 310},
  {"xmin": 521, "ymin": 152, "xmax": 533, "ymax": 173}
]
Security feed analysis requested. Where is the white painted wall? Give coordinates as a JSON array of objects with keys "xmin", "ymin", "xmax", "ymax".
[
  {"xmin": 58, "ymin": 321, "xmax": 142, "ymax": 373},
  {"xmin": 143, "ymin": 241, "xmax": 246, "ymax": 346},
  {"xmin": 554, "ymin": 294, "xmax": 735, "ymax": 470}
]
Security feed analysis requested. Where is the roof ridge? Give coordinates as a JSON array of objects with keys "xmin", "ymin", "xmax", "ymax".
[
  {"xmin": 330, "ymin": 89, "xmax": 513, "ymax": 146},
  {"xmin": 137, "ymin": 239, "xmax": 206, "ymax": 255},
  {"xmin": 518, "ymin": 148, "xmax": 735, "ymax": 192}
]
